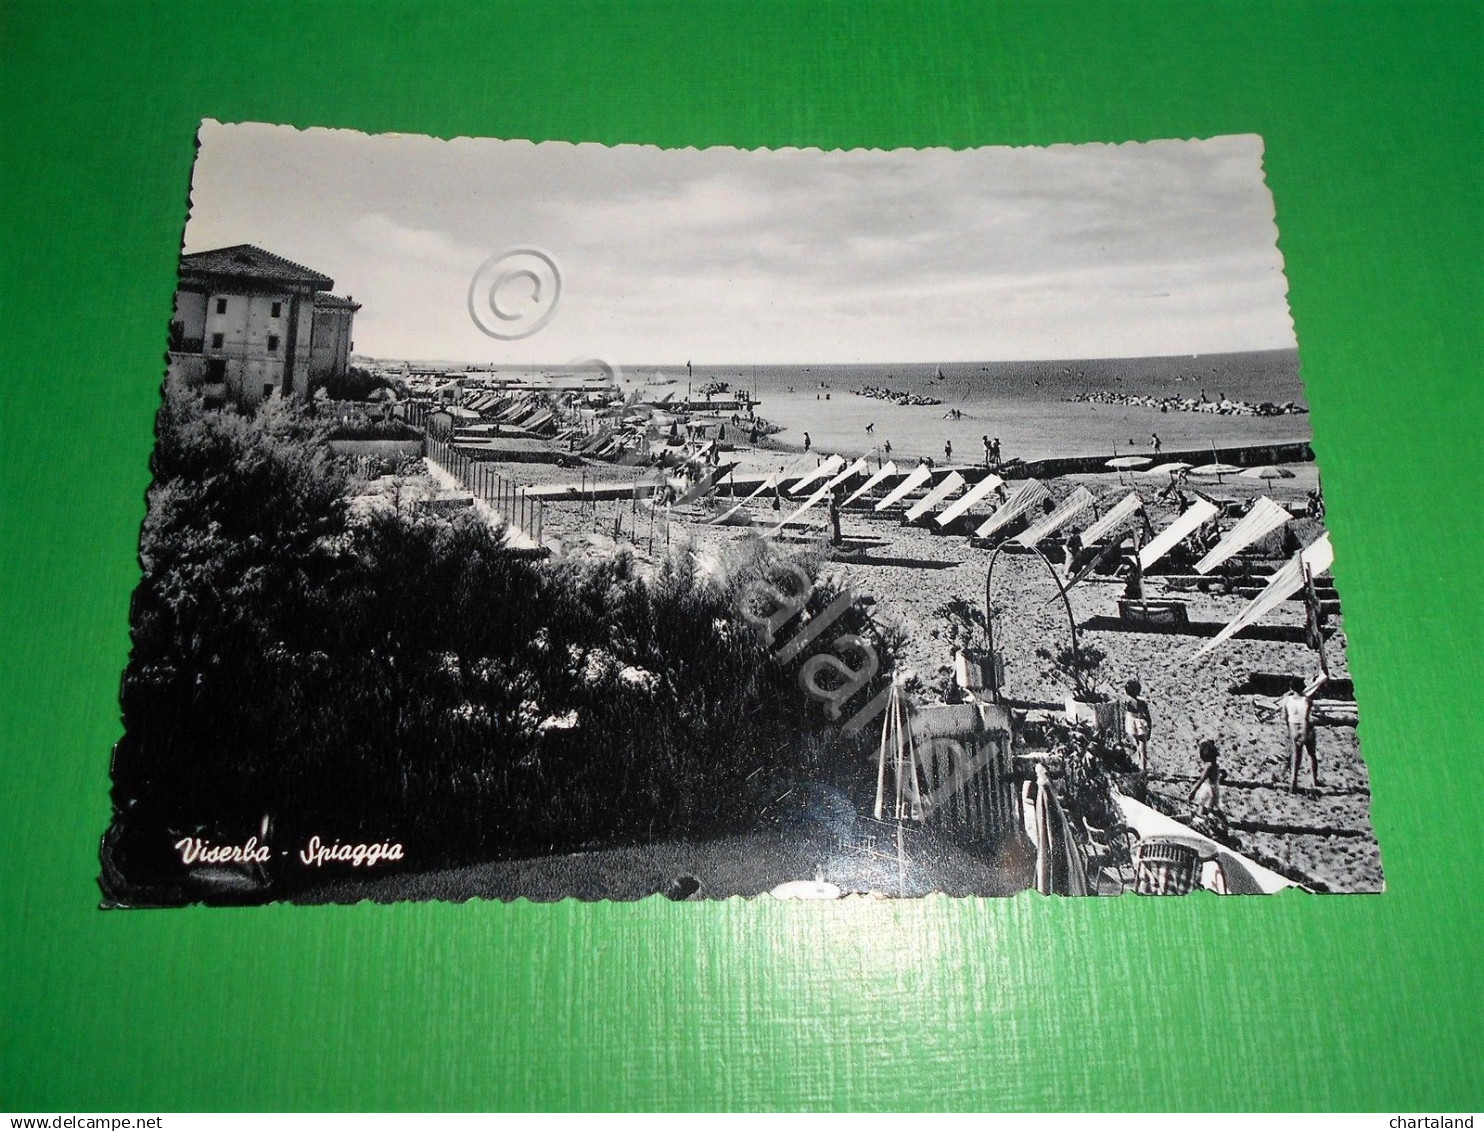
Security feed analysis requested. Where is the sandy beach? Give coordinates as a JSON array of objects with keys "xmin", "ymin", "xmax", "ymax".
[{"xmin": 503, "ymin": 443, "xmax": 1379, "ymax": 894}]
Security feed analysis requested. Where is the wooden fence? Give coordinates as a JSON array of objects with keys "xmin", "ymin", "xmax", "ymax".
[{"xmin": 425, "ymin": 435, "xmax": 546, "ymax": 547}]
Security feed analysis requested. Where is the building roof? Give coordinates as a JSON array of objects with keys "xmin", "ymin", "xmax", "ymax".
[
  {"xmin": 314, "ymin": 292, "xmax": 362, "ymax": 310},
  {"xmin": 179, "ymin": 244, "xmax": 335, "ymax": 289}
]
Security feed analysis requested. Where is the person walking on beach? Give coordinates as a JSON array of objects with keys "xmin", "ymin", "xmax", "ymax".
[
  {"xmin": 865, "ymin": 422, "xmax": 875, "ymax": 436},
  {"xmin": 944, "ymin": 439, "xmax": 953, "ymax": 463},
  {"xmin": 1151, "ymin": 432, "xmax": 1162, "ymax": 454},
  {"xmin": 803, "ymin": 431, "xmax": 811, "ymax": 453},
  {"xmin": 883, "ymin": 439, "xmax": 892, "ymax": 458},
  {"xmin": 1123, "ymin": 679, "xmax": 1153, "ymax": 772},
  {"xmin": 1188, "ymin": 739, "xmax": 1222, "ymax": 814},
  {"xmin": 1282, "ymin": 675, "xmax": 1325, "ymax": 791}
]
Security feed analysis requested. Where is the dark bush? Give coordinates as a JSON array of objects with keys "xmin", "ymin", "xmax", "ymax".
[{"xmin": 107, "ymin": 380, "xmax": 895, "ymax": 902}]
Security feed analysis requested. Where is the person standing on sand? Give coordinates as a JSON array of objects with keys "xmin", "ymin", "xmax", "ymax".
[
  {"xmin": 982, "ymin": 435, "xmax": 992, "ymax": 467},
  {"xmin": 944, "ymin": 439, "xmax": 953, "ymax": 463},
  {"xmin": 992, "ymin": 438, "xmax": 1002, "ymax": 465},
  {"xmin": 1123, "ymin": 679, "xmax": 1152, "ymax": 772},
  {"xmin": 1188, "ymin": 739, "xmax": 1222, "ymax": 814},
  {"xmin": 803, "ymin": 431, "xmax": 811, "ymax": 453},
  {"xmin": 1151, "ymin": 432, "xmax": 1162, "ymax": 454},
  {"xmin": 1282, "ymin": 675, "xmax": 1325, "ymax": 791},
  {"xmin": 884, "ymin": 439, "xmax": 892, "ymax": 458}
]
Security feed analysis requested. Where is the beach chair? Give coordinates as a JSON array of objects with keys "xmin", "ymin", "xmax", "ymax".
[
  {"xmin": 1082, "ymin": 819, "xmax": 1139, "ymax": 894},
  {"xmin": 1132, "ymin": 838, "xmax": 1204, "ymax": 895}
]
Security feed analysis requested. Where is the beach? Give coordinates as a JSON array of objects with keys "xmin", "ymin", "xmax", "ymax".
[{"xmin": 514, "ymin": 450, "xmax": 1379, "ymax": 894}]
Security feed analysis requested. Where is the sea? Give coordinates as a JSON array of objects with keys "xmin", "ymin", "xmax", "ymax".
[{"xmin": 408, "ymin": 349, "xmax": 1313, "ymax": 464}]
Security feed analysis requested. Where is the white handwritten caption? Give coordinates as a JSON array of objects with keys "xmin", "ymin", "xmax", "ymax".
[{"xmin": 173, "ymin": 836, "xmax": 404, "ymax": 868}]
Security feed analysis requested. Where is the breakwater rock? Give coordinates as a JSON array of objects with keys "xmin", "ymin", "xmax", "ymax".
[{"xmin": 1067, "ymin": 392, "xmax": 1308, "ymax": 416}]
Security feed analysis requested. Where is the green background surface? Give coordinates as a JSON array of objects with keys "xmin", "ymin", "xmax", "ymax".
[{"xmin": 2, "ymin": 0, "xmax": 1480, "ymax": 1112}]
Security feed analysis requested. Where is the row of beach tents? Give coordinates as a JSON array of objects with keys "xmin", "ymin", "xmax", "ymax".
[{"xmin": 685, "ymin": 453, "xmax": 1334, "ymax": 657}]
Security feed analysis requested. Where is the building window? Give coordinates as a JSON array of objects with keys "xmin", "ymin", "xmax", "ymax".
[
  {"xmin": 210, "ymin": 333, "xmax": 224, "ymax": 349},
  {"xmin": 267, "ymin": 335, "xmax": 280, "ymax": 352},
  {"xmin": 215, "ymin": 298, "xmax": 227, "ymax": 314},
  {"xmin": 271, "ymin": 301, "xmax": 282, "ymax": 318}
]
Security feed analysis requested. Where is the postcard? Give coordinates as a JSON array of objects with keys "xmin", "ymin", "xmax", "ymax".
[{"xmin": 100, "ymin": 121, "xmax": 1382, "ymax": 904}]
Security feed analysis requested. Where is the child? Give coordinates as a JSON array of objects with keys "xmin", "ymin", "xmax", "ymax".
[
  {"xmin": 1188, "ymin": 739, "xmax": 1222, "ymax": 814},
  {"xmin": 1123, "ymin": 678, "xmax": 1152, "ymax": 772}
]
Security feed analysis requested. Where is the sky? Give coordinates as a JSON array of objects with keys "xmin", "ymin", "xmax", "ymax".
[{"xmin": 184, "ymin": 121, "xmax": 1298, "ymax": 366}]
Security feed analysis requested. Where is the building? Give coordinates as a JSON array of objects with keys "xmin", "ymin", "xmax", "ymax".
[
  {"xmin": 166, "ymin": 244, "xmax": 360, "ymax": 407},
  {"xmin": 308, "ymin": 291, "xmax": 362, "ymax": 385}
]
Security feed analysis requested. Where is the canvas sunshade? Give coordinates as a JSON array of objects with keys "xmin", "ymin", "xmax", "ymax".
[
  {"xmin": 1195, "ymin": 496, "xmax": 1291, "ymax": 573},
  {"xmin": 1138, "ymin": 498, "xmax": 1220, "ymax": 569}
]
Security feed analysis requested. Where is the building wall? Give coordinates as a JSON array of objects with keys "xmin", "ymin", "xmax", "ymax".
[
  {"xmin": 171, "ymin": 290, "xmax": 207, "ymax": 345},
  {"xmin": 309, "ymin": 307, "xmax": 355, "ymax": 383},
  {"xmin": 172, "ymin": 287, "xmax": 319, "ymax": 406}
]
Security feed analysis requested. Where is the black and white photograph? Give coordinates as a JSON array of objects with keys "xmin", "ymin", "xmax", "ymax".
[{"xmin": 101, "ymin": 121, "xmax": 1383, "ymax": 905}]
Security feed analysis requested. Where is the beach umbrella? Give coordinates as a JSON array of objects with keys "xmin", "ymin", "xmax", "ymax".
[
  {"xmin": 1239, "ymin": 465, "xmax": 1296, "ymax": 480},
  {"xmin": 1107, "ymin": 455, "xmax": 1152, "ymax": 484},
  {"xmin": 1190, "ymin": 462, "xmax": 1242, "ymax": 484},
  {"xmin": 1141, "ymin": 461, "xmax": 1194, "ymax": 477}
]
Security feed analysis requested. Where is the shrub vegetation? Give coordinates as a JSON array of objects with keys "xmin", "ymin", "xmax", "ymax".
[{"xmin": 107, "ymin": 381, "xmax": 894, "ymax": 901}]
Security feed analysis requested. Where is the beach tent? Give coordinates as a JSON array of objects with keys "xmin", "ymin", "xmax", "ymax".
[
  {"xmin": 904, "ymin": 472, "xmax": 967, "ymax": 522},
  {"xmin": 1138, "ymin": 498, "xmax": 1220, "ymax": 570},
  {"xmin": 934, "ymin": 474, "xmax": 1005, "ymax": 527},
  {"xmin": 787, "ymin": 454, "xmax": 845, "ymax": 495},
  {"xmin": 841, "ymin": 461, "xmax": 897, "ymax": 507},
  {"xmin": 578, "ymin": 427, "xmax": 614, "ymax": 453},
  {"xmin": 974, "ymin": 479, "xmax": 1050, "ymax": 539},
  {"xmin": 820, "ymin": 456, "xmax": 870, "ymax": 496},
  {"xmin": 1195, "ymin": 496, "xmax": 1291, "ymax": 574},
  {"xmin": 766, "ymin": 482, "xmax": 833, "ymax": 536},
  {"xmin": 707, "ymin": 474, "xmax": 779, "ymax": 525},
  {"xmin": 1080, "ymin": 491, "xmax": 1144, "ymax": 545},
  {"xmin": 769, "ymin": 458, "xmax": 870, "ymax": 535},
  {"xmin": 674, "ymin": 462, "xmax": 736, "ymax": 507},
  {"xmin": 874, "ymin": 464, "xmax": 934, "ymax": 512},
  {"xmin": 498, "ymin": 397, "xmax": 533, "ymax": 422},
  {"xmin": 1194, "ymin": 533, "xmax": 1333, "ymax": 659},
  {"xmin": 1015, "ymin": 486, "xmax": 1095, "ymax": 547}
]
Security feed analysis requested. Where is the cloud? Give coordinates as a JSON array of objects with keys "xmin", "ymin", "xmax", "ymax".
[
  {"xmin": 348, "ymin": 213, "xmax": 469, "ymax": 266},
  {"xmin": 184, "ymin": 125, "xmax": 1296, "ymax": 363}
]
